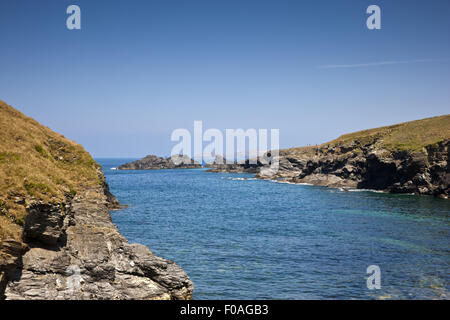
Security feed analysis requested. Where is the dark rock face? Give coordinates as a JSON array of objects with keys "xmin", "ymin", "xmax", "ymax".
[
  {"xmin": 23, "ymin": 203, "xmax": 66, "ymax": 245},
  {"xmin": 1, "ymin": 172, "xmax": 193, "ymax": 300},
  {"xmin": 0, "ymin": 240, "xmax": 28, "ymax": 299},
  {"xmin": 118, "ymin": 154, "xmax": 201, "ymax": 170},
  {"xmin": 216, "ymin": 140, "xmax": 449, "ymax": 198}
]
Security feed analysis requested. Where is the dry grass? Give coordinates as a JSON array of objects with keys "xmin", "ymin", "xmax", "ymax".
[
  {"xmin": 327, "ymin": 115, "xmax": 450, "ymax": 151},
  {"xmin": 282, "ymin": 114, "xmax": 450, "ymax": 155},
  {"xmin": 381, "ymin": 115, "xmax": 450, "ymax": 151},
  {"xmin": 0, "ymin": 100, "xmax": 102, "ymax": 242}
]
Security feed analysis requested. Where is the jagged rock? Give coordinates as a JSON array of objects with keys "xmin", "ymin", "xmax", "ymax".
[
  {"xmin": 4, "ymin": 183, "xmax": 193, "ymax": 300},
  {"xmin": 205, "ymin": 155, "xmax": 262, "ymax": 173},
  {"xmin": 266, "ymin": 139, "xmax": 449, "ymax": 197},
  {"xmin": 205, "ymin": 155, "xmax": 242, "ymax": 172},
  {"xmin": 204, "ymin": 155, "xmax": 227, "ymax": 168},
  {"xmin": 118, "ymin": 154, "xmax": 201, "ymax": 170},
  {"xmin": 23, "ymin": 203, "xmax": 65, "ymax": 245},
  {"xmin": 0, "ymin": 240, "xmax": 28, "ymax": 299},
  {"xmin": 0, "ymin": 100, "xmax": 193, "ymax": 300},
  {"xmin": 213, "ymin": 129, "xmax": 449, "ymax": 198}
]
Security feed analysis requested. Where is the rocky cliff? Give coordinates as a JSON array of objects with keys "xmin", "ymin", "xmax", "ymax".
[
  {"xmin": 118, "ymin": 154, "xmax": 201, "ymax": 170},
  {"xmin": 0, "ymin": 100, "xmax": 193, "ymax": 299},
  {"xmin": 217, "ymin": 115, "xmax": 450, "ymax": 198}
]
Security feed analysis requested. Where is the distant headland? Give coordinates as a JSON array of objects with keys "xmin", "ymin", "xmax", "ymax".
[{"xmin": 206, "ymin": 115, "xmax": 450, "ymax": 199}]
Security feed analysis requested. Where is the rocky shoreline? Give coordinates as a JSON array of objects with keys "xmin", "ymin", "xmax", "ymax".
[
  {"xmin": 1, "ymin": 169, "xmax": 193, "ymax": 300},
  {"xmin": 206, "ymin": 122, "xmax": 449, "ymax": 199},
  {"xmin": 260, "ymin": 139, "xmax": 449, "ymax": 198}
]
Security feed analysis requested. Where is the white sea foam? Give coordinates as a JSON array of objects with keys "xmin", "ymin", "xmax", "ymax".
[
  {"xmin": 347, "ymin": 188, "xmax": 385, "ymax": 193},
  {"xmin": 222, "ymin": 177, "xmax": 257, "ymax": 181},
  {"xmin": 270, "ymin": 180, "xmax": 313, "ymax": 186},
  {"xmin": 270, "ymin": 180, "xmax": 387, "ymax": 193},
  {"xmin": 224, "ymin": 177, "xmax": 386, "ymax": 194}
]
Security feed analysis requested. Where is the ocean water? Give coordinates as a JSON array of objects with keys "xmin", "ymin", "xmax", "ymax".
[{"xmin": 98, "ymin": 159, "xmax": 450, "ymax": 300}]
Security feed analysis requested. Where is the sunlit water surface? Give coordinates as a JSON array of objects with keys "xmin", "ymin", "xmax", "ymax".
[{"xmin": 99, "ymin": 159, "xmax": 450, "ymax": 299}]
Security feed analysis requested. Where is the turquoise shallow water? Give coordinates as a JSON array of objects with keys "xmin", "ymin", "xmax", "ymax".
[{"xmin": 98, "ymin": 159, "xmax": 450, "ymax": 299}]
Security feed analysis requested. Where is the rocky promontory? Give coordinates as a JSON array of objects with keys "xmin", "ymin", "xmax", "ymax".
[
  {"xmin": 214, "ymin": 115, "xmax": 450, "ymax": 198},
  {"xmin": 118, "ymin": 154, "xmax": 201, "ymax": 170},
  {"xmin": 205, "ymin": 155, "xmax": 262, "ymax": 173},
  {"xmin": 0, "ymin": 100, "xmax": 193, "ymax": 299}
]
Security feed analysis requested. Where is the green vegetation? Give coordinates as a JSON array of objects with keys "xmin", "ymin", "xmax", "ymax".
[
  {"xmin": 69, "ymin": 188, "xmax": 77, "ymax": 197},
  {"xmin": 34, "ymin": 144, "xmax": 47, "ymax": 157},
  {"xmin": 0, "ymin": 152, "xmax": 21, "ymax": 162},
  {"xmin": 0, "ymin": 100, "xmax": 102, "ymax": 242},
  {"xmin": 24, "ymin": 181, "xmax": 52, "ymax": 196}
]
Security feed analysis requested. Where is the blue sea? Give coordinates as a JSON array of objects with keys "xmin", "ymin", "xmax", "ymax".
[{"xmin": 98, "ymin": 159, "xmax": 450, "ymax": 300}]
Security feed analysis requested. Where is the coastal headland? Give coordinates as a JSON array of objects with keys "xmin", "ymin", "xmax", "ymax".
[{"xmin": 0, "ymin": 100, "xmax": 193, "ymax": 300}]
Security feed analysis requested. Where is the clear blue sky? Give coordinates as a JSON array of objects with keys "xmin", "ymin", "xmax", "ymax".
[{"xmin": 1, "ymin": 0, "xmax": 449, "ymax": 157}]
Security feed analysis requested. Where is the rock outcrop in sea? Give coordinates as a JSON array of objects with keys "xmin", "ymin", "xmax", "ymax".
[
  {"xmin": 205, "ymin": 155, "xmax": 261, "ymax": 173},
  {"xmin": 118, "ymin": 154, "xmax": 201, "ymax": 170},
  {"xmin": 213, "ymin": 116, "xmax": 450, "ymax": 199},
  {"xmin": 0, "ymin": 100, "xmax": 193, "ymax": 299}
]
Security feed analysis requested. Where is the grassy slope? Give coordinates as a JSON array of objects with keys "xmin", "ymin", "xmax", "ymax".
[
  {"xmin": 283, "ymin": 114, "xmax": 450, "ymax": 155},
  {"xmin": 0, "ymin": 100, "xmax": 101, "ymax": 242}
]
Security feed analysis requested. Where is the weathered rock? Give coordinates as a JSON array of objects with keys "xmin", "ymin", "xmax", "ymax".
[
  {"xmin": 205, "ymin": 155, "xmax": 242, "ymax": 172},
  {"xmin": 3, "ymin": 179, "xmax": 193, "ymax": 300},
  {"xmin": 204, "ymin": 155, "xmax": 227, "ymax": 168},
  {"xmin": 215, "ymin": 140, "xmax": 449, "ymax": 198},
  {"xmin": 0, "ymin": 100, "xmax": 193, "ymax": 299},
  {"xmin": 118, "ymin": 154, "xmax": 201, "ymax": 170},
  {"xmin": 0, "ymin": 239, "xmax": 28, "ymax": 299},
  {"xmin": 206, "ymin": 155, "xmax": 262, "ymax": 173},
  {"xmin": 23, "ymin": 203, "xmax": 65, "ymax": 245}
]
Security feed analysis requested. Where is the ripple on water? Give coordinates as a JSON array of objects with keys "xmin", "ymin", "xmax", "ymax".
[{"xmin": 98, "ymin": 159, "xmax": 450, "ymax": 300}]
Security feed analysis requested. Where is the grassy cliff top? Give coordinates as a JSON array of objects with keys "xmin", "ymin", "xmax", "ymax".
[
  {"xmin": 0, "ymin": 100, "xmax": 102, "ymax": 242},
  {"xmin": 283, "ymin": 114, "xmax": 450, "ymax": 155}
]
